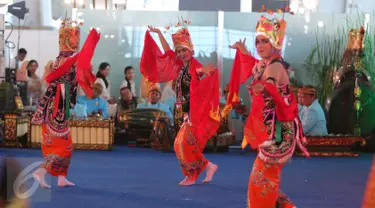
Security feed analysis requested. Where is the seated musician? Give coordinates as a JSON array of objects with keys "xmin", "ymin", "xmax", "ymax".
[
  {"xmin": 137, "ymin": 86, "xmax": 173, "ymax": 125},
  {"xmin": 76, "ymin": 83, "xmax": 109, "ymax": 119},
  {"xmin": 116, "ymin": 87, "xmax": 138, "ymax": 131},
  {"xmin": 298, "ymin": 85, "xmax": 328, "ymax": 136},
  {"xmin": 117, "ymin": 87, "xmax": 138, "ymax": 112}
]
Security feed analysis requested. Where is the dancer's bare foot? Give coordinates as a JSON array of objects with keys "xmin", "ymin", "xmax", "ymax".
[
  {"xmin": 57, "ymin": 176, "xmax": 75, "ymax": 187},
  {"xmin": 202, "ymin": 162, "xmax": 218, "ymax": 183},
  {"xmin": 178, "ymin": 176, "xmax": 195, "ymax": 186},
  {"xmin": 32, "ymin": 168, "xmax": 51, "ymax": 189}
]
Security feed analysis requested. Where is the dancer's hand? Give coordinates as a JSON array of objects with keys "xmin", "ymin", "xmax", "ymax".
[
  {"xmin": 148, "ymin": 26, "xmax": 161, "ymax": 34},
  {"xmin": 229, "ymin": 38, "xmax": 246, "ymax": 49},
  {"xmin": 229, "ymin": 38, "xmax": 249, "ymax": 55},
  {"xmin": 201, "ymin": 63, "xmax": 216, "ymax": 75}
]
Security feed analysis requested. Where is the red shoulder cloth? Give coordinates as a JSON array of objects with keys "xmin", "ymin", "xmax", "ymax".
[
  {"xmin": 189, "ymin": 58, "xmax": 220, "ymax": 147},
  {"xmin": 243, "ymin": 80, "xmax": 298, "ymax": 149}
]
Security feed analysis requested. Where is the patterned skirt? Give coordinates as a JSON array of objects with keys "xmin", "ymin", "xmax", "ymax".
[
  {"xmin": 173, "ymin": 105, "xmax": 185, "ymax": 133},
  {"xmin": 173, "ymin": 123, "xmax": 208, "ymax": 180},
  {"xmin": 40, "ymin": 124, "xmax": 73, "ymax": 176},
  {"xmin": 248, "ymin": 157, "xmax": 295, "ymax": 208}
]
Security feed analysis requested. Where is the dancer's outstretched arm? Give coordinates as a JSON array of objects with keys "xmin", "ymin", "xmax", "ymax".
[
  {"xmin": 148, "ymin": 26, "xmax": 171, "ymax": 53},
  {"xmin": 221, "ymin": 38, "xmax": 258, "ymax": 118},
  {"xmin": 140, "ymin": 28, "xmax": 180, "ymax": 83}
]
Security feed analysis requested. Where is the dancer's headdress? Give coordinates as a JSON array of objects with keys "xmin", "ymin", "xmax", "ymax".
[
  {"xmin": 165, "ymin": 17, "xmax": 193, "ymax": 51},
  {"xmin": 59, "ymin": 17, "xmax": 83, "ymax": 56},
  {"xmin": 346, "ymin": 26, "xmax": 365, "ymax": 50},
  {"xmin": 255, "ymin": 5, "xmax": 293, "ymax": 51}
]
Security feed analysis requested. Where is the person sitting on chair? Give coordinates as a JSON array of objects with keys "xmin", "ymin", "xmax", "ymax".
[
  {"xmin": 116, "ymin": 87, "xmax": 138, "ymax": 131},
  {"xmin": 117, "ymin": 87, "xmax": 138, "ymax": 113},
  {"xmin": 298, "ymin": 85, "xmax": 328, "ymax": 136},
  {"xmin": 137, "ymin": 86, "xmax": 173, "ymax": 124},
  {"xmin": 76, "ymin": 83, "xmax": 109, "ymax": 119}
]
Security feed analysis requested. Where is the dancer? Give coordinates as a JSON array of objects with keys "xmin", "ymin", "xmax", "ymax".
[
  {"xmin": 140, "ymin": 19, "xmax": 221, "ymax": 186},
  {"xmin": 31, "ymin": 18, "xmax": 100, "ymax": 188},
  {"xmin": 227, "ymin": 14, "xmax": 309, "ymax": 207},
  {"xmin": 362, "ymin": 158, "xmax": 375, "ymax": 208}
]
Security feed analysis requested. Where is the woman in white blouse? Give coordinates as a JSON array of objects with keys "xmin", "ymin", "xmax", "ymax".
[
  {"xmin": 120, "ymin": 66, "xmax": 137, "ymax": 97},
  {"xmin": 95, "ymin": 62, "xmax": 117, "ymax": 116},
  {"xmin": 26, "ymin": 60, "xmax": 45, "ymax": 106}
]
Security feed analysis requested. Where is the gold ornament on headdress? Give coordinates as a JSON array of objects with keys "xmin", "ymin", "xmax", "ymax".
[
  {"xmin": 164, "ymin": 17, "xmax": 194, "ymax": 51},
  {"xmin": 59, "ymin": 17, "xmax": 83, "ymax": 53},
  {"xmin": 346, "ymin": 26, "xmax": 365, "ymax": 50},
  {"xmin": 256, "ymin": 16, "xmax": 286, "ymax": 51},
  {"xmin": 256, "ymin": 5, "xmax": 293, "ymax": 51}
]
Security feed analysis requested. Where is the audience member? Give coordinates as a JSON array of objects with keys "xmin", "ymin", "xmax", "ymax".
[
  {"xmin": 76, "ymin": 83, "xmax": 109, "ymax": 119},
  {"xmin": 120, "ymin": 66, "xmax": 137, "ymax": 97},
  {"xmin": 15, "ymin": 48, "xmax": 28, "ymax": 81},
  {"xmin": 298, "ymin": 85, "xmax": 328, "ymax": 136},
  {"xmin": 95, "ymin": 62, "xmax": 117, "ymax": 116},
  {"xmin": 137, "ymin": 86, "xmax": 173, "ymax": 124},
  {"xmin": 26, "ymin": 60, "xmax": 44, "ymax": 105},
  {"xmin": 116, "ymin": 87, "xmax": 138, "ymax": 132}
]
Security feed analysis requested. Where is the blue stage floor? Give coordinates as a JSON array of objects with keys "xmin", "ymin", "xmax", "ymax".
[{"xmin": 0, "ymin": 146, "xmax": 373, "ymax": 208}]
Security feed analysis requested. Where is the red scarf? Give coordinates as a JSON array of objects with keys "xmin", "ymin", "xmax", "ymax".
[
  {"xmin": 140, "ymin": 31, "xmax": 220, "ymax": 144},
  {"xmin": 243, "ymin": 80, "xmax": 298, "ymax": 149}
]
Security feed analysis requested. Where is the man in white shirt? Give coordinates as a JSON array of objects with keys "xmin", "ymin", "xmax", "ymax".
[
  {"xmin": 14, "ymin": 48, "xmax": 28, "ymax": 81},
  {"xmin": 10, "ymin": 48, "xmax": 27, "ymax": 69}
]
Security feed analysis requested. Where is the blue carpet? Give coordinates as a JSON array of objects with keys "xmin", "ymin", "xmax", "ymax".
[{"xmin": 0, "ymin": 147, "xmax": 373, "ymax": 208}]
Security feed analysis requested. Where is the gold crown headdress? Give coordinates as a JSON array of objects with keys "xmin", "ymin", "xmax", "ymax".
[
  {"xmin": 346, "ymin": 26, "xmax": 365, "ymax": 50},
  {"xmin": 164, "ymin": 17, "xmax": 193, "ymax": 51},
  {"xmin": 59, "ymin": 17, "xmax": 83, "ymax": 55},
  {"xmin": 255, "ymin": 5, "xmax": 293, "ymax": 51}
]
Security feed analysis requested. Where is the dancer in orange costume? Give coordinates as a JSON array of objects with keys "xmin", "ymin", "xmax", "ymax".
[
  {"xmin": 226, "ymin": 12, "xmax": 310, "ymax": 207},
  {"xmin": 362, "ymin": 158, "xmax": 375, "ymax": 208},
  {"xmin": 140, "ymin": 18, "xmax": 221, "ymax": 186},
  {"xmin": 31, "ymin": 18, "xmax": 100, "ymax": 188}
]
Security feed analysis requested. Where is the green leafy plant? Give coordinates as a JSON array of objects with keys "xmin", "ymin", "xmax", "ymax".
[
  {"xmin": 303, "ymin": 27, "xmax": 347, "ymax": 107},
  {"xmin": 302, "ymin": 14, "xmax": 369, "ymax": 108},
  {"xmin": 363, "ymin": 15, "xmax": 375, "ymax": 86}
]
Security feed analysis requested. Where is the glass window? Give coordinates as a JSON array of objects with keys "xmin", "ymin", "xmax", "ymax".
[
  {"xmin": 134, "ymin": 26, "xmax": 217, "ymax": 58},
  {"xmin": 126, "ymin": 0, "xmax": 179, "ymax": 11}
]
